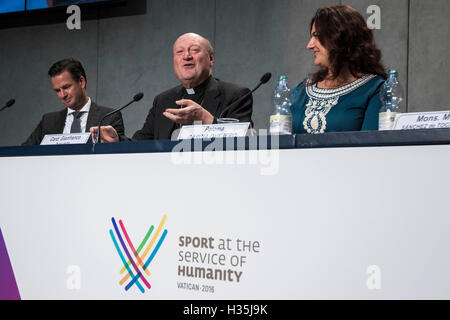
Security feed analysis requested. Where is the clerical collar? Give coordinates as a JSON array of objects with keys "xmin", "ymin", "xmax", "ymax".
[{"xmin": 184, "ymin": 76, "xmax": 212, "ymax": 95}]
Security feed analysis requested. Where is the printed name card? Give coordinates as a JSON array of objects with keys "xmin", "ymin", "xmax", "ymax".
[
  {"xmin": 41, "ymin": 133, "xmax": 91, "ymax": 145},
  {"xmin": 393, "ymin": 111, "xmax": 450, "ymax": 130},
  {"xmin": 177, "ymin": 122, "xmax": 250, "ymax": 140}
]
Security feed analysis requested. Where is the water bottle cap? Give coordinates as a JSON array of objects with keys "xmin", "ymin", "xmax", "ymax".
[
  {"xmin": 278, "ymin": 75, "xmax": 287, "ymax": 82},
  {"xmin": 388, "ymin": 69, "xmax": 398, "ymax": 76}
]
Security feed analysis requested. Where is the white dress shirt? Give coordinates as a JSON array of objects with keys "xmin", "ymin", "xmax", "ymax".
[{"xmin": 63, "ymin": 98, "xmax": 91, "ymax": 134}]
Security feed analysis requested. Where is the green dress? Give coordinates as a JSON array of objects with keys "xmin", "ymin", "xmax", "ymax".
[{"xmin": 291, "ymin": 75, "xmax": 385, "ymax": 134}]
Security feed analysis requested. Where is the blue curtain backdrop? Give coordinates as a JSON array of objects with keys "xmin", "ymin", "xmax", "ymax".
[
  {"xmin": 0, "ymin": 1, "xmax": 25, "ymax": 13},
  {"xmin": 26, "ymin": 0, "xmax": 48, "ymax": 10},
  {"xmin": 0, "ymin": 0, "xmax": 110, "ymax": 12},
  {"xmin": 27, "ymin": 0, "xmax": 109, "ymax": 10}
]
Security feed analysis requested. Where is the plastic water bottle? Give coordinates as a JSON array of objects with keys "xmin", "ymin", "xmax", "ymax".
[
  {"xmin": 379, "ymin": 70, "xmax": 404, "ymax": 130},
  {"xmin": 269, "ymin": 75, "xmax": 292, "ymax": 134}
]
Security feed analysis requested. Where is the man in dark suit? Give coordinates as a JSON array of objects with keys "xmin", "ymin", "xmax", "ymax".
[
  {"xmin": 22, "ymin": 58, "xmax": 125, "ymax": 145},
  {"xmin": 91, "ymin": 33, "xmax": 252, "ymax": 142}
]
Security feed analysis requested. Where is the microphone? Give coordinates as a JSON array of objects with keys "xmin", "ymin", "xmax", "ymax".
[
  {"xmin": 0, "ymin": 99, "xmax": 15, "ymax": 113},
  {"xmin": 219, "ymin": 72, "xmax": 272, "ymax": 119},
  {"xmin": 259, "ymin": 72, "xmax": 272, "ymax": 84},
  {"xmin": 96, "ymin": 93, "xmax": 144, "ymax": 144}
]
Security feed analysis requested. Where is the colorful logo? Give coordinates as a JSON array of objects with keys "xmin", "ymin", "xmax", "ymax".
[
  {"xmin": 109, "ymin": 215, "xmax": 168, "ymax": 293},
  {"xmin": 0, "ymin": 228, "xmax": 21, "ymax": 300}
]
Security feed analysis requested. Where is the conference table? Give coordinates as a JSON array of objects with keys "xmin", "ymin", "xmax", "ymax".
[{"xmin": 1, "ymin": 129, "xmax": 450, "ymax": 300}]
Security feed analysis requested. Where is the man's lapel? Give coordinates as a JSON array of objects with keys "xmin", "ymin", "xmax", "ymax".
[
  {"xmin": 201, "ymin": 77, "xmax": 221, "ymax": 118},
  {"xmin": 85, "ymin": 102, "xmax": 100, "ymax": 132},
  {"xmin": 55, "ymin": 109, "xmax": 67, "ymax": 133},
  {"xmin": 158, "ymin": 87, "xmax": 184, "ymax": 139}
]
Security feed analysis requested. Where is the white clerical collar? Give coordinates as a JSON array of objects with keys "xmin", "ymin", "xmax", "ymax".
[
  {"xmin": 186, "ymin": 88, "xmax": 195, "ymax": 95},
  {"xmin": 67, "ymin": 97, "xmax": 91, "ymax": 115}
]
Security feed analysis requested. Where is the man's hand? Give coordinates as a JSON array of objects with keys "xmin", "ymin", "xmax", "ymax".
[
  {"xmin": 163, "ymin": 99, "xmax": 214, "ymax": 125},
  {"xmin": 89, "ymin": 125, "xmax": 119, "ymax": 143}
]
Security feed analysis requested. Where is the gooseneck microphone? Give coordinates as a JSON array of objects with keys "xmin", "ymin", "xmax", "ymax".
[
  {"xmin": 96, "ymin": 93, "xmax": 144, "ymax": 144},
  {"xmin": 0, "ymin": 99, "xmax": 15, "ymax": 113},
  {"xmin": 219, "ymin": 72, "xmax": 272, "ymax": 119},
  {"xmin": 259, "ymin": 72, "xmax": 272, "ymax": 85}
]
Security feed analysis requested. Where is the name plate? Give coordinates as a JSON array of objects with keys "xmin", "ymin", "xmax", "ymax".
[
  {"xmin": 177, "ymin": 122, "xmax": 250, "ymax": 140},
  {"xmin": 393, "ymin": 111, "xmax": 450, "ymax": 130},
  {"xmin": 40, "ymin": 133, "xmax": 91, "ymax": 145}
]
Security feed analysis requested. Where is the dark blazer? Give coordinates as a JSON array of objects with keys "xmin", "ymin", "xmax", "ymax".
[
  {"xmin": 131, "ymin": 77, "xmax": 253, "ymax": 140},
  {"xmin": 22, "ymin": 102, "xmax": 125, "ymax": 146}
]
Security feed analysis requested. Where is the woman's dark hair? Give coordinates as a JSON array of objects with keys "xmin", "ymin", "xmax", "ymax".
[
  {"xmin": 309, "ymin": 5, "xmax": 387, "ymax": 85},
  {"xmin": 48, "ymin": 58, "xmax": 87, "ymax": 85}
]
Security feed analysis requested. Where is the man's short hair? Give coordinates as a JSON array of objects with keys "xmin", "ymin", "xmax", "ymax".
[{"xmin": 48, "ymin": 58, "xmax": 87, "ymax": 84}]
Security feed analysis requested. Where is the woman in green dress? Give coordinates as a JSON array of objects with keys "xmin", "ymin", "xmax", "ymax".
[{"xmin": 291, "ymin": 5, "xmax": 387, "ymax": 134}]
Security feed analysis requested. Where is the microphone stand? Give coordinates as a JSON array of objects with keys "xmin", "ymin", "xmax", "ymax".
[{"xmin": 91, "ymin": 93, "xmax": 144, "ymax": 153}]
